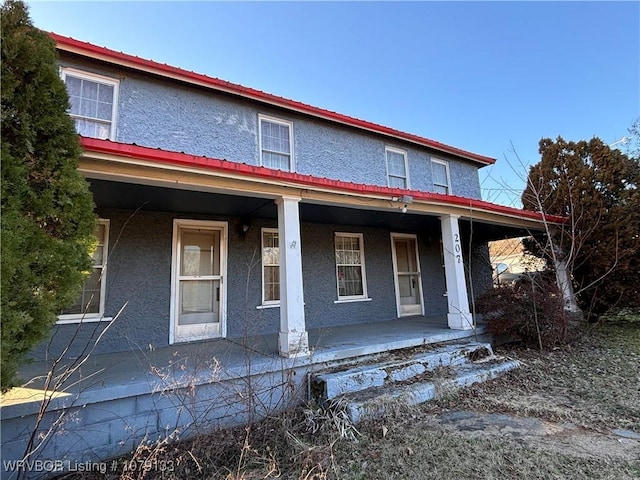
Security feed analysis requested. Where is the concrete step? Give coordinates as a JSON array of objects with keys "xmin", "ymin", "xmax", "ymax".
[
  {"xmin": 313, "ymin": 342, "xmax": 495, "ymax": 401},
  {"xmin": 344, "ymin": 357, "xmax": 520, "ymax": 423}
]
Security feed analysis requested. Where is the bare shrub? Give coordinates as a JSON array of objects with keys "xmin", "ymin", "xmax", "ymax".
[{"xmin": 476, "ymin": 275, "xmax": 568, "ymax": 349}]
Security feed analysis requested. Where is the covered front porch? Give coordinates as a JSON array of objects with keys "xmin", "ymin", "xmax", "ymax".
[
  {"xmin": 81, "ymin": 175, "xmax": 526, "ymax": 360},
  {"xmin": 71, "ymin": 138, "xmax": 555, "ymax": 365},
  {"xmin": 8, "ymin": 315, "xmax": 487, "ymax": 413}
]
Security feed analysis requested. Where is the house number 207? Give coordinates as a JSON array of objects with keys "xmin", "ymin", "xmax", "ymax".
[{"xmin": 454, "ymin": 233, "xmax": 461, "ymax": 263}]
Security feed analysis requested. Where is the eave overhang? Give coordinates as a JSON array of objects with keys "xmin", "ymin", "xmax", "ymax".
[
  {"xmin": 51, "ymin": 32, "xmax": 496, "ymax": 167},
  {"xmin": 79, "ymin": 137, "xmax": 564, "ymax": 232}
]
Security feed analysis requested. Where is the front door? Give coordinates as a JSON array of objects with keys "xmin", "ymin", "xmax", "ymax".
[
  {"xmin": 391, "ymin": 234, "xmax": 424, "ymax": 317},
  {"xmin": 171, "ymin": 220, "xmax": 227, "ymax": 343}
]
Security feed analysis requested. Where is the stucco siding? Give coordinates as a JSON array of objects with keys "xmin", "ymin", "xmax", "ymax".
[
  {"xmin": 468, "ymin": 242, "xmax": 494, "ymax": 300},
  {"xmin": 225, "ymin": 217, "xmax": 281, "ymax": 338},
  {"xmin": 417, "ymin": 236, "xmax": 449, "ymax": 315},
  {"xmin": 294, "ymin": 122, "xmax": 388, "ymax": 187},
  {"xmin": 103, "ymin": 210, "xmax": 173, "ymax": 349},
  {"xmin": 28, "ymin": 209, "xmax": 174, "ymax": 360},
  {"xmin": 118, "ymin": 76, "xmax": 259, "ymax": 164},
  {"xmin": 59, "ymin": 55, "xmax": 483, "ymax": 198},
  {"xmin": 448, "ymin": 159, "xmax": 482, "ymax": 198},
  {"xmin": 30, "ymin": 208, "xmax": 453, "ymax": 361},
  {"xmin": 301, "ymin": 224, "xmax": 398, "ymax": 329}
]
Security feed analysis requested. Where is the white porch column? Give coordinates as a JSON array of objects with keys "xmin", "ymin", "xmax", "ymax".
[
  {"xmin": 440, "ymin": 214, "xmax": 474, "ymax": 330},
  {"xmin": 276, "ymin": 195, "xmax": 309, "ymax": 357}
]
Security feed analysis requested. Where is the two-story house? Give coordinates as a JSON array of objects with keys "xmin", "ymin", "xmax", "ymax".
[
  {"xmin": 0, "ymin": 33, "xmax": 561, "ymax": 475},
  {"xmin": 42, "ymin": 33, "xmax": 558, "ymax": 358}
]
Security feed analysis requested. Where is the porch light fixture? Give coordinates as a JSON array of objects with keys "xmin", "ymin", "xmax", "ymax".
[
  {"xmin": 401, "ymin": 205, "xmax": 408, "ymax": 214},
  {"xmin": 239, "ymin": 220, "xmax": 251, "ymax": 239}
]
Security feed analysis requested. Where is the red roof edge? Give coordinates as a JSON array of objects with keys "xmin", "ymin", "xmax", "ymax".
[
  {"xmin": 51, "ymin": 32, "xmax": 496, "ymax": 166},
  {"xmin": 80, "ymin": 137, "xmax": 563, "ymax": 224}
]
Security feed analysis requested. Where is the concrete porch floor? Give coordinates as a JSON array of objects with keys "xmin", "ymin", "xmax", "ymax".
[{"xmin": 3, "ymin": 315, "xmax": 487, "ymax": 417}]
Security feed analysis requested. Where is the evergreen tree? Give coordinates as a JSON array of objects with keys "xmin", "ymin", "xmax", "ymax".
[
  {"xmin": 522, "ymin": 136, "xmax": 640, "ymax": 320},
  {"xmin": 1, "ymin": 0, "xmax": 97, "ymax": 390}
]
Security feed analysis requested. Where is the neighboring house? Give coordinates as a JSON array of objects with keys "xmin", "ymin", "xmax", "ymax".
[
  {"xmin": 489, "ymin": 237, "xmax": 546, "ymax": 284},
  {"xmin": 0, "ymin": 33, "xmax": 563, "ymax": 477}
]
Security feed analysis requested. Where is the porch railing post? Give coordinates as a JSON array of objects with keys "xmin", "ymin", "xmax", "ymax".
[
  {"xmin": 276, "ymin": 195, "xmax": 310, "ymax": 357},
  {"xmin": 440, "ymin": 214, "xmax": 474, "ymax": 330}
]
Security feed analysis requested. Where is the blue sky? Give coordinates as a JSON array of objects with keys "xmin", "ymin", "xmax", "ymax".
[{"xmin": 27, "ymin": 1, "xmax": 639, "ymax": 206}]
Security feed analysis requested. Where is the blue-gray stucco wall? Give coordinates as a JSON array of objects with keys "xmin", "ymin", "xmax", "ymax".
[
  {"xmin": 467, "ymin": 243, "xmax": 494, "ymax": 303},
  {"xmin": 60, "ymin": 56, "xmax": 482, "ymax": 199},
  {"xmin": 30, "ymin": 207, "xmax": 465, "ymax": 361},
  {"xmin": 301, "ymin": 224, "xmax": 397, "ymax": 329}
]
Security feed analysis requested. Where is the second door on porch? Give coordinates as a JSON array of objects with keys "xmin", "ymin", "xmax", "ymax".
[{"xmin": 391, "ymin": 234, "xmax": 424, "ymax": 317}]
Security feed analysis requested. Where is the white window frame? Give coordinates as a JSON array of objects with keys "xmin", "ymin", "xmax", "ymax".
[
  {"xmin": 57, "ymin": 219, "xmax": 111, "ymax": 324},
  {"xmin": 334, "ymin": 232, "xmax": 371, "ymax": 303},
  {"xmin": 431, "ymin": 158, "xmax": 451, "ymax": 195},
  {"xmin": 259, "ymin": 228, "xmax": 280, "ymax": 308},
  {"xmin": 385, "ymin": 146, "xmax": 410, "ymax": 189},
  {"xmin": 60, "ymin": 67, "xmax": 119, "ymax": 141},
  {"xmin": 258, "ymin": 114, "xmax": 294, "ymax": 172}
]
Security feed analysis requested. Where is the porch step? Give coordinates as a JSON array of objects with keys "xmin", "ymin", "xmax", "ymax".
[
  {"xmin": 310, "ymin": 341, "xmax": 520, "ymax": 424},
  {"xmin": 313, "ymin": 342, "xmax": 495, "ymax": 400},
  {"xmin": 344, "ymin": 357, "xmax": 520, "ymax": 423}
]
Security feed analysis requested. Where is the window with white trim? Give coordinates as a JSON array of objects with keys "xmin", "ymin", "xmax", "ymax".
[
  {"xmin": 431, "ymin": 159, "xmax": 450, "ymax": 194},
  {"xmin": 259, "ymin": 115, "xmax": 293, "ymax": 171},
  {"xmin": 262, "ymin": 228, "xmax": 280, "ymax": 304},
  {"xmin": 335, "ymin": 233, "xmax": 368, "ymax": 300},
  {"xmin": 386, "ymin": 147, "xmax": 409, "ymax": 189},
  {"xmin": 59, "ymin": 219, "xmax": 110, "ymax": 322},
  {"xmin": 61, "ymin": 68, "xmax": 118, "ymax": 140}
]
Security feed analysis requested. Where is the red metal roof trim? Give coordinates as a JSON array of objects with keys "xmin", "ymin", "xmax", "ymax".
[
  {"xmin": 80, "ymin": 137, "xmax": 563, "ymax": 224},
  {"xmin": 51, "ymin": 32, "xmax": 496, "ymax": 166}
]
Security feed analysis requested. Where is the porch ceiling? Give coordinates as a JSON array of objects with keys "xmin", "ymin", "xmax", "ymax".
[{"xmin": 91, "ymin": 179, "xmax": 532, "ymax": 240}]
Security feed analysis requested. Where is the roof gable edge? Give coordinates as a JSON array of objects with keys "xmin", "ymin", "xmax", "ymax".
[{"xmin": 51, "ymin": 32, "xmax": 496, "ymax": 166}]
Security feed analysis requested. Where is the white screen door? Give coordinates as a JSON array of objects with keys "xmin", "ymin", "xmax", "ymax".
[
  {"xmin": 391, "ymin": 234, "xmax": 425, "ymax": 317},
  {"xmin": 171, "ymin": 220, "xmax": 227, "ymax": 343}
]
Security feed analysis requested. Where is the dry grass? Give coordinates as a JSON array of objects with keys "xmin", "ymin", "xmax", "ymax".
[
  {"xmin": 58, "ymin": 322, "xmax": 640, "ymax": 480},
  {"xmin": 334, "ymin": 420, "xmax": 638, "ymax": 480},
  {"xmin": 436, "ymin": 322, "xmax": 640, "ymax": 432}
]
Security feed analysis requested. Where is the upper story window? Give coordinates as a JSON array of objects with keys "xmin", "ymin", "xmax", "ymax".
[
  {"xmin": 61, "ymin": 68, "xmax": 119, "ymax": 140},
  {"xmin": 431, "ymin": 159, "xmax": 451, "ymax": 194},
  {"xmin": 386, "ymin": 147, "xmax": 409, "ymax": 189},
  {"xmin": 58, "ymin": 219, "xmax": 110, "ymax": 323},
  {"xmin": 261, "ymin": 228, "xmax": 280, "ymax": 305},
  {"xmin": 259, "ymin": 115, "xmax": 294, "ymax": 172}
]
